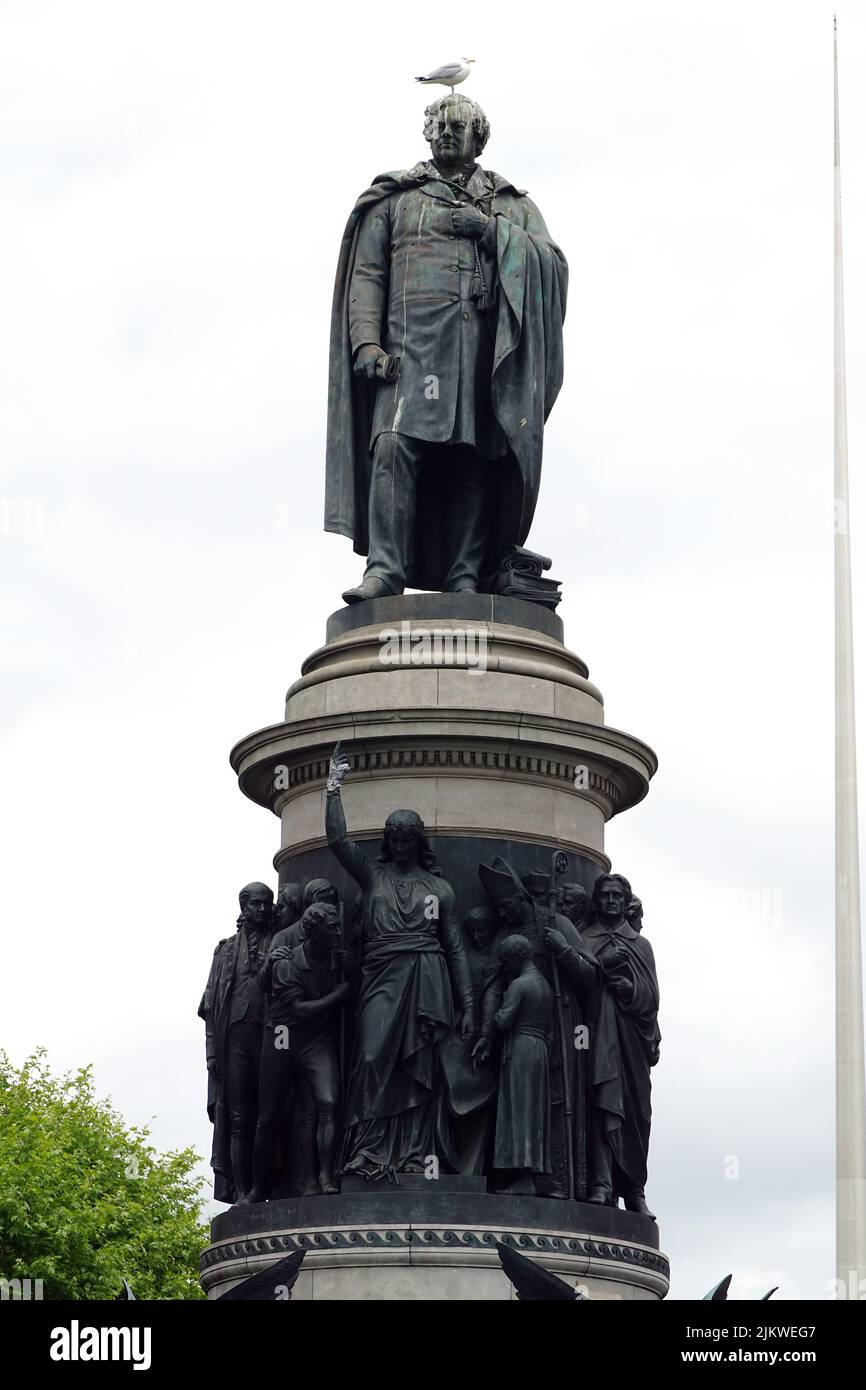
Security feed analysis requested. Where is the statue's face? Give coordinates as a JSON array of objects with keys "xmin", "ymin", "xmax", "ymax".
[
  {"xmin": 243, "ymin": 889, "xmax": 273, "ymax": 928},
  {"xmin": 387, "ymin": 825, "xmax": 417, "ymax": 866},
  {"xmin": 275, "ymin": 893, "xmax": 301, "ymax": 930},
  {"xmin": 595, "ymin": 883, "xmax": 626, "ymax": 924},
  {"xmin": 562, "ymin": 886, "xmax": 587, "ymax": 923},
  {"xmin": 500, "ymin": 949, "xmax": 526, "ymax": 980},
  {"xmin": 309, "ymin": 913, "xmax": 342, "ymax": 951},
  {"xmin": 466, "ymin": 916, "xmax": 494, "ymax": 949},
  {"xmin": 429, "ymin": 102, "xmax": 476, "ymax": 167},
  {"xmin": 498, "ymin": 894, "xmax": 526, "ymax": 927}
]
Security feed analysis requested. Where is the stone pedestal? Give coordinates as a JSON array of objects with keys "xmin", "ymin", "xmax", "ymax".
[
  {"xmin": 201, "ymin": 1182, "xmax": 669, "ymax": 1301},
  {"xmin": 230, "ymin": 594, "xmax": 656, "ymax": 903},
  {"xmin": 216, "ymin": 594, "xmax": 665, "ymax": 1300}
]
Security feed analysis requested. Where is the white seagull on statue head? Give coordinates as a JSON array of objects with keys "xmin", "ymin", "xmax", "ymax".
[{"xmin": 415, "ymin": 58, "xmax": 475, "ymax": 92}]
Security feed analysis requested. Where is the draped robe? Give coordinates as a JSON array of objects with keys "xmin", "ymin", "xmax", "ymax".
[
  {"xmin": 579, "ymin": 920, "xmax": 661, "ymax": 1195},
  {"xmin": 326, "ymin": 793, "xmax": 473, "ymax": 1173}
]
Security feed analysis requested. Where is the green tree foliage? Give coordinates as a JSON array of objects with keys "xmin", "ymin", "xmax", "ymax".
[{"xmin": 0, "ymin": 1049, "xmax": 208, "ymax": 1299}]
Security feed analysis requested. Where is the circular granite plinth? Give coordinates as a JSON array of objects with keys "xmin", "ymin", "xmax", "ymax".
[
  {"xmin": 201, "ymin": 1186, "xmax": 669, "ymax": 1301},
  {"xmin": 324, "ymin": 593, "xmax": 565, "ymax": 645},
  {"xmin": 230, "ymin": 600, "xmax": 657, "ymax": 873}
]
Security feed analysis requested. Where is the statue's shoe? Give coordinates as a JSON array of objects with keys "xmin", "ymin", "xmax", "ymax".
[
  {"xmin": 586, "ymin": 1186, "xmax": 613, "ymax": 1205},
  {"xmin": 341, "ymin": 576, "xmax": 398, "ymax": 605},
  {"xmin": 534, "ymin": 1183, "xmax": 568, "ymax": 1200},
  {"xmin": 624, "ymin": 1193, "xmax": 656, "ymax": 1220},
  {"xmin": 445, "ymin": 580, "xmax": 478, "ymax": 593}
]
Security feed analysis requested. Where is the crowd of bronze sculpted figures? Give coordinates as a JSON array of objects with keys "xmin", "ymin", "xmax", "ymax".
[{"xmin": 200, "ymin": 748, "xmax": 661, "ymax": 1219}]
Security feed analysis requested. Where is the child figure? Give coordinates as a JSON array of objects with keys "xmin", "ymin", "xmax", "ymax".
[{"xmin": 472, "ymin": 933, "xmax": 555, "ymax": 1196}]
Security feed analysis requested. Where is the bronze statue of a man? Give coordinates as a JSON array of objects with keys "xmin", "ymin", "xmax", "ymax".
[
  {"xmin": 325, "ymin": 92, "xmax": 568, "ymax": 603},
  {"xmin": 247, "ymin": 902, "xmax": 350, "ymax": 1200},
  {"xmin": 579, "ymin": 874, "xmax": 660, "ymax": 1217},
  {"xmin": 199, "ymin": 881, "xmax": 275, "ymax": 1203}
]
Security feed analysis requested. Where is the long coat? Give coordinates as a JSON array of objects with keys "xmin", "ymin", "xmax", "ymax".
[
  {"xmin": 324, "ymin": 160, "xmax": 568, "ymax": 591},
  {"xmin": 198, "ymin": 927, "xmax": 271, "ymax": 1204},
  {"xmin": 580, "ymin": 920, "xmax": 661, "ymax": 1195},
  {"xmin": 198, "ymin": 934, "xmax": 241, "ymax": 1204},
  {"xmin": 348, "ymin": 165, "xmax": 506, "ymax": 456}
]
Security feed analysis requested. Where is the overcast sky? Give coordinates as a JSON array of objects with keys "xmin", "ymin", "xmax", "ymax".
[{"xmin": 2, "ymin": 0, "xmax": 865, "ymax": 1300}]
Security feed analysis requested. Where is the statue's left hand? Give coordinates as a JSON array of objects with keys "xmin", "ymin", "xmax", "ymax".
[
  {"xmin": 327, "ymin": 741, "xmax": 351, "ymax": 793},
  {"xmin": 470, "ymin": 1037, "xmax": 489, "ymax": 1067},
  {"xmin": 459, "ymin": 1009, "xmax": 476, "ymax": 1041},
  {"xmin": 452, "ymin": 207, "xmax": 489, "ymax": 239}
]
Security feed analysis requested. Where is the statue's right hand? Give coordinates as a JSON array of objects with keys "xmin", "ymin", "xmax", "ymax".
[
  {"xmin": 353, "ymin": 344, "xmax": 385, "ymax": 380},
  {"xmin": 327, "ymin": 741, "xmax": 351, "ymax": 793},
  {"xmin": 206, "ymin": 1057, "xmax": 220, "ymax": 1083},
  {"xmin": 543, "ymin": 926, "xmax": 569, "ymax": 957}
]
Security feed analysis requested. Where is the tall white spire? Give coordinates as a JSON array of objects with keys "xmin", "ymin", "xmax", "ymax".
[{"xmin": 834, "ymin": 13, "xmax": 866, "ymax": 1298}]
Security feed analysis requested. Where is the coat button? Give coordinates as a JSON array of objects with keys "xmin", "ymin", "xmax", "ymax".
[
  {"xmin": 463, "ymin": 311, "xmax": 469, "ymax": 320},
  {"xmin": 448, "ymin": 233, "xmax": 456, "ymax": 240}
]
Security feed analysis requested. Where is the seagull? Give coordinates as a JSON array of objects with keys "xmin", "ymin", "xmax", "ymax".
[{"xmin": 415, "ymin": 58, "xmax": 474, "ymax": 92}]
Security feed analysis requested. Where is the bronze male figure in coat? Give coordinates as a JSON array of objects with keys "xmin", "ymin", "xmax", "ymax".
[{"xmin": 325, "ymin": 93, "xmax": 568, "ymax": 603}]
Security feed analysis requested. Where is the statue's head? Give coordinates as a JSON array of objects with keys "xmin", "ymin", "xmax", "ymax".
[
  {"xmin": 521, "ymin": 871, "xmax": 549, "ymax": 902},
  {"xmin": 424, "ymin": 93, "xmax": 490, "ymax": 167},
  {"xmin": 608, "ymin": 873, "xmax": 641, "ymax": 929},
  {"xmin": 612, "ymin": 873, "xmax": 633, "ymax": 902},
  {"xmin": 301, "ymin": 901, "xmax": 342, "ymax": 950},
  {"xmin": 479, "ymin": 856, "xmax": 531, "ymax": 928},
  {"xmin": 627, "ymin": 896, "xmax": 644, "ymax": 932},
  {"xmin": 498, "ymin": 933, "xmax": 533, "ymax": 979},
  {"xmin": 558, "ymin": 881, "xmax": 589, "ymax": 926},
  {"xmin": 592, "ymin": 874, "xmax": 627, "ymax": 926},
  {"xmin": 275, "ymin": 882, "xmax": 302, "ymax": 931},
  {"xmin": 464, "ymin": 905, "xmax": 497, "ymax": 950},
  {"xmin": 607, "ymin": 872, "xmax": 640, "ymax": 929},
  {"xmin": 303, "ymin": 878, "xmax": 339, "ymax": 909},
  {"xmin": 497, "ymin": 892, "xmax": 531, "ymax": 928},
  {"xmin": 379, "ymin": 810, "xmax": 439, "ymax": 872},
  {"xmin": 239, "ymin": 881, "xmax": 274, "ymax": 928}
]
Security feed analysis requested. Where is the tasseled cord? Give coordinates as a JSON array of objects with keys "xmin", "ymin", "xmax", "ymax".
[{"xmin": 470, "ymin": 241, "xmax": 490, "ymax": 310}]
